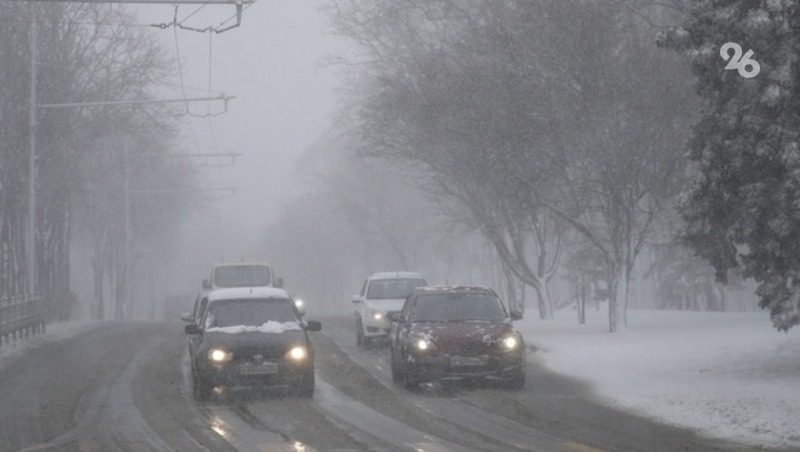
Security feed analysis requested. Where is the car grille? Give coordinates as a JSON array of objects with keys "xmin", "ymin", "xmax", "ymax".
[
  {"xmin": 440, "ymin": 341, "xmax": 493, "ymax": 357},
  {"xmin": 233, "ymin": 345, "xmax": 284, "ymax": 362}
]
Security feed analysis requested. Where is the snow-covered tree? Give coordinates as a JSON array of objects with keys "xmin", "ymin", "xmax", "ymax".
[{"xmin": 660, "ymin": 0, "xmax": 800, "ymax": 331}]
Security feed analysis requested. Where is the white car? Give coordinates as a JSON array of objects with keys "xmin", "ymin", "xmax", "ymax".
[{"xmin": 353, "ymin": 272, "xmax": 427, "ymax": 348}]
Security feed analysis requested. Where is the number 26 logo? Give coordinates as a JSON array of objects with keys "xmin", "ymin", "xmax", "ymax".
[{"xmin": 720, "ymin": 42, "xmax": 760, "ymax": 79}]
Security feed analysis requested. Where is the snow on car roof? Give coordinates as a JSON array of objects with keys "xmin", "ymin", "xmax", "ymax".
[
  {"xmin": 207, "ymin": 287, "xmax": 289, "ymax": 302},
  {"xmin": 214, "ymin": 262, "xmax": 272, "ymax": 268},
  {"xmin": 370, "ymin": 271, "xmax": 424, "ymax": 280},
  {"xmin": 414, "ymin": 285, "xmax": 495, "ymax": 294}
]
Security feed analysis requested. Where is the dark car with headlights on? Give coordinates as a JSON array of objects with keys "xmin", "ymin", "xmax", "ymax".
[
  {"xmin": 389, "ymin": 286, "xmax": 525, "ymax": 390},
  {"xmin": 185, "ymin": 287, "xmax": 321, "ymax": 400}
]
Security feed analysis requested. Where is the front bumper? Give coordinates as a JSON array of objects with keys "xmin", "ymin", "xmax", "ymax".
[
  {"xmin": 196, "ymin": 358, "xmax": 312, "ymax": 388},
  {"xmin": 407, "ymin": 351, "xmax": 524, "ymax": 382}
]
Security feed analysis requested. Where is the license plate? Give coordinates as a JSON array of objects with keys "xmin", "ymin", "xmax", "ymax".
[
  {"xmin": 450, "ymin": 356, "xmax": 487, "ymax": 366},
  {"xmin": 238, "ymin": 362, "xmax": 278, "ymax": 375}
]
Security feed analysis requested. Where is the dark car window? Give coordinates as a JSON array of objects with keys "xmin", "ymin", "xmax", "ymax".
[
  {"xmin": 204, "ymin": 298, "xmax": 297, "ymax": 328},
  {"xmin": 411, "ymin": 293, "xmax": 505, "ymax": 322},
  {"xmin": 367, "ymin": 279, "xmax": 427, "ymax": 300},
  {"xmin": 213, "ymin": 265, "xmax": 271, "ymax": 288}
]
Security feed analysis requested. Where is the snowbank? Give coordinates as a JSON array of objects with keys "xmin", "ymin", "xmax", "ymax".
[
  {"xmin": 206, "ymin": 321, "xmax": 301, "ymax": 334},
  {"xmin": 517, "ymin": 309, "xmax": 800, "ymax": 449},
  {"xmin": 0, "ymin": 320, "xmax": 98, "ymax": 369}
]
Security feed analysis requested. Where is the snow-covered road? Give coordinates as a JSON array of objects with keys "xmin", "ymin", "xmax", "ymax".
[{"xmin": 0, "ymin": 318, "xmax": 760, "ymax": 451}]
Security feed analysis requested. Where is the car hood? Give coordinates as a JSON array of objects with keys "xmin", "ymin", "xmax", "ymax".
[
  {"xmin": 201, "ymin": 329, "xmax": 307, "ymax": 359},
  {"xmin": 364, "ymin": 298, "xmax": 406, "ymax": 312},
  {"xmin": 409, "ymin": 321, "xmax": 513, "ymax": 353}
]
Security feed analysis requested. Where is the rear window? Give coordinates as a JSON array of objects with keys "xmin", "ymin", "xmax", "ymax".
[
  {"xmin": 412, "ymin": 293, "xmax": 505, "ymax": 322},
  {"xmin": 214, "ymin": 265, "xmax": 271, "ymax": 288},
  {"xmin": 367, "ymin": 278, "xmax": 427, "ymax": 300}
]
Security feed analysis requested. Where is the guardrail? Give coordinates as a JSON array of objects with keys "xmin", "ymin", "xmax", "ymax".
[{"xmin": 0, "ymin": 294, "xmax": 46, "ymax": 346}]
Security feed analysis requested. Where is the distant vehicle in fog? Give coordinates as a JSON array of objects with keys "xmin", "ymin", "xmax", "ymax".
[
  {"xmin": 181, "ymin": 262, "xmax": 285, "ymax": 324},
  {"xmin": 389, "ymin": 286, "xmax": 525, "ymax": 390},
  {"xmin": 352, "ymin": 272, "xmax": 427, "ymax": 348},
  {"xmin": 203, "ymin": 262, "xmax": 284, "ymax": 290},
  {"xmin": 184, "ymin": 287, "xmax": 321, "ymax": 400}
]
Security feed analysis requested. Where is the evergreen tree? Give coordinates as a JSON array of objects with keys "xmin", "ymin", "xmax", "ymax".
[{"xmin": 660, "ymin": 0, "xmax": 800, "ymax": 330}]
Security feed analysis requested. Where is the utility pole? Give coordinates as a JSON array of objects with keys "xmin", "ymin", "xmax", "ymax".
[
  {"xmin": 121, "ymin": 143, "xmax": 131, "ymax": 320},
  {"xmin": 27, "ymin": 6, "xmax": 37, "ymax": 297}
]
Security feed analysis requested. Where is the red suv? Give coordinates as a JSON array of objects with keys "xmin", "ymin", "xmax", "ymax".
[{"xmin": 389, "ymin": 286, "xmax": 525, "ymax": 390}]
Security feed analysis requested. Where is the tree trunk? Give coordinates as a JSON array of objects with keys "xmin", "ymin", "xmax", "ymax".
[
  {"xmin": 607, "ymin": 271, "xmax": 621, "ymax": 333},
  {"xmin": 534, "ymin": 283, "xmax": 553, "ymax": 320}
]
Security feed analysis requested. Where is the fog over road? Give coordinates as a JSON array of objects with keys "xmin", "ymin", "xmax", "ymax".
[{"xmin": 0, "ymin": 321, "xmax": 755, "ymax": 452}]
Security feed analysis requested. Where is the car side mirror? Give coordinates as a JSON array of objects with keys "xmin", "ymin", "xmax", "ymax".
[
  {"xmin": 352, "ymin": 295, "xmax": 361, "ymax": 304},
  {"xmin": 185, "ymin": 323, "xmax": 202, "ymax": 335},
  {"xmin": 305, "ymin": 320, "xmax": 322, "ymax": 332},
  {"xmin": 202, "ymin": 279, "xmax": 211, "ymax": 290},
  {"xmin": 276, "ymin": 277, "xmax": 284, "ymax": 288},
  {"xmin": 510, "ymin": 311, "xmax": 523, "ymax": 321},
  {"xmin": 388, "ymin": 312, "xmax": 407, "ymax": 323},
  {"xmin": 180, "ymin": 312, "xmax": 193, "ymax": 323}
]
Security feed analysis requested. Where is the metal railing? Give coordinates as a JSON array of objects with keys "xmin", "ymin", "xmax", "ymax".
[{"xmin": 0, "ymin": 294, "xmax": 46, "ymax": 346}]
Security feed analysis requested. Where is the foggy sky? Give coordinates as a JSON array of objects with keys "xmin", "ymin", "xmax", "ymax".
[{"xmin": 134, "ymin": 1, "xmax": 343, "ymax": 294}]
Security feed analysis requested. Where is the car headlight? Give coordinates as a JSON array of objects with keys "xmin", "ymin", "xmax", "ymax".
[
  {"xmin": 414, "ymin": 338, "xmax": 432, "ymax": 351},
  {"xmin": 372, "ymin": 311, "xmax": 384, "ymax": 321},
  {"xmin": 502, "ymin": 335, "xmax": 520, "ymax": 351},
  {"xmin": 208, "ymin": 348, "xmax": 232, "ymax": 362},
  {"xmin": 287, "ymin": 346, "xmax": 308, "ymax": 361},
  {"xmin": 295, "ymin": 299, "xmax": 304, "ymax": 309}
]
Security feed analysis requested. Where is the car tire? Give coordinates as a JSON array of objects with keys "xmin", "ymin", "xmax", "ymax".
[
  {"xmin": 293, "ymin": 370, "xmax": 315, "ymax": 398},
  {"xmin": 390, "ymin": 347, "xmax": 403, "ymax": 383},
  {"xmin": 193, "ymin": 371, "xmax": 213, "ymax": 401},
  {"xmin": 504, "ymin": 370, "xmax": 526, "ymax": 390},
  {"xmin": 355, "ymin": 318, "xmax": 365, "ymax": 347}
]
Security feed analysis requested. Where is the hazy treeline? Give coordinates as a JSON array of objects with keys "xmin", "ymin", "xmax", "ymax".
[
  {"xmin": 0, "ymin": 4, "xmax": 198, "ymax": 320},
  {"xmin": 257, "ymin": 0, "xmax": 759, "ymax": 331}
]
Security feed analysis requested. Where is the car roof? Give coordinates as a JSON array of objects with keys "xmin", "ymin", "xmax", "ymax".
[
  {"xmin": 369, "ymin": 271, "xmax": 425, "ymax": 280},
  {"xmin": 214, "ymin": 262, "xmax": 272, "ymax": 268},
  {"xmin": 206, "ymin": 287, "xmax": 289, "ymax": 302},
  {"xmin": 412, "ymin": 285, "xmax": 496, "ymax": 295}
]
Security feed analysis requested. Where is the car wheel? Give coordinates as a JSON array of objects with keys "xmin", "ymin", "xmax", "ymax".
[
  {"xmin": 355, "ymin": 318, "xmax": 364, "ymax": 346},
  {"xmin": 293, "ymin": 370, "xmax": 315, "ymax": 398},
  {"xmin": 400, "ymin": 357, "xmax": 421, "ymax": 390},
  {"xmin": 390, "ymin": 347, "xmax": 403, "ymax": 383},
  {"xmin": 504, "ymin": 370, "xmax": 526, "ymax": 390},
  {"xmin": 193, "ymin": 371, "xmax": 213, "ymax": 401},
  {"xmin": 362, "ymin": 336, "xmax": 373, "ymax": 350}
]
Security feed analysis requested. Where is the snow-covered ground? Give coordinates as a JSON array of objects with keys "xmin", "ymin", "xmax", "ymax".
[
  {"xmin": 516, "ymin": 308, "xmax": 800, "ymax": 448},
  {"xmin": 0, "ymin": 320, "xmax": 98, "ymax": 369}
]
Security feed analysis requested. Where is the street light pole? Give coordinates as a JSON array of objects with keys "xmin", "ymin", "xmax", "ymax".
[{"xmin": 27, "ymin": 7, "xmax": 37, "ymax": 297}]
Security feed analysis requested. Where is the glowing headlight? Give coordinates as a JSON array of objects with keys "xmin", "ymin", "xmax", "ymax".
[
  {"xmin": 373, "ymin": 312, "xmax": 384, "ymax": 321},
  {"xmin": 415, "ymin": 339, "xmax": 431, "ymax": 351},
  {"xmin": 502, "ymin": 335, "xmax": 519, "ymax": 350},
  {"xmin": 208, "ymin": 348, "xmax": 232, "ymax": 362},
  {"xmin": 287, "ymin": 346, "xmax": 308, "ymax": 361},
  {"xmin": 295, "ymin": 299, "xmax": 304, "ymax": 309}
]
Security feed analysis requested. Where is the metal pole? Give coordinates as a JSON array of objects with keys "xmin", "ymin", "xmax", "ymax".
[
  {"xmin": 27, "ymin": 7, "xmax": 37, "ymax": 297},
  {"xmin": 123, "ymin": 143, "xmax": 131, "ymax": 320}
]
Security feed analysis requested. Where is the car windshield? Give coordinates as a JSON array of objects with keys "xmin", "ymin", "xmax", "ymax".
[
  {"xmin": 367, "ymin": 278, "xmax": 427, "ymax": 300},
  {"xmin": 204, "ymin": 298, "xmax": 296, "ymax": 328},
  {"xmin": 412, "ymin": 293, "xmax": 506, "ymax": 322},
  {"xmin": 213, "ymin": 265, "xmax": 271, "ymax": 288}
]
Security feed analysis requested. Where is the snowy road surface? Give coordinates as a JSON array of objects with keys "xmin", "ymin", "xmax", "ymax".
[{"xmin": 0, "ymin": 319, "xmax": 764, "ymax": 451}]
